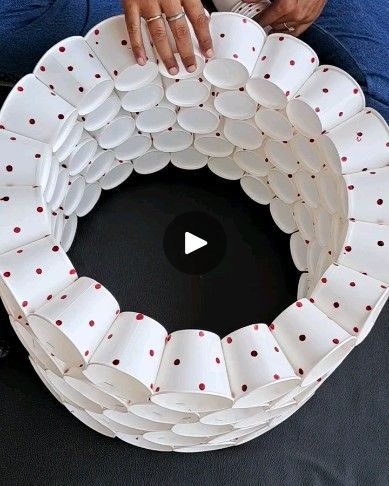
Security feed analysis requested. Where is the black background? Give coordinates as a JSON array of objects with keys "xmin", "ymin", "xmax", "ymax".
[{"xmin": 0, "ymin": 162, "xmax": 388, "ymax": 485}]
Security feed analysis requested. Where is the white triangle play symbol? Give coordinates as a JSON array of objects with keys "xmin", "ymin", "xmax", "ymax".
[{"xmin": 185, "ymin": 232, "xmax": 208, "ymax": 255}]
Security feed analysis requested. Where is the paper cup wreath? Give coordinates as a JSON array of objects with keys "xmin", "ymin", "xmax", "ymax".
[{"xmin": 1, "ymin": 11, "xmax": 388, "ymax": 453}]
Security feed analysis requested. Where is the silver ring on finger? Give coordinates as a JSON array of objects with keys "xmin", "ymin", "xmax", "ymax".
[
  {"xmin": 283, "ymin": 22, "xmax": 295, "ymax": 32},
  {"xmin": 145, "ymin": 14, "xmax": 163, "ymax": 24},
  {"xmin": 166, "ymin": 11, "xmax": 186, "ymax": 22}
]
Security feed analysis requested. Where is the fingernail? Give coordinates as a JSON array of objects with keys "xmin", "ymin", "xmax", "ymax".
[
  {"xmin": 205, "ymin": 49, "xmax": 214, "ymax": 58},
  {"xmin": 137, "ymin": 57, "xmax": 146, "ymax": 66},
  {"xmin": 169, "ymin": 66, "xmax": 179, "ymax": 75},
  {"xmin": 187, "ymin": 65, "xmax": 196, "ymax": 73}
]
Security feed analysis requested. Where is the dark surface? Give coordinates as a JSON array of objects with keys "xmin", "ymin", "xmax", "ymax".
[{"xmin": 0, "ymin": 160, "xmax": 388, "ymax": 485}]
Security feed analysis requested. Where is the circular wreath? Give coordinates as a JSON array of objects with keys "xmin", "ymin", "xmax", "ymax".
[{"xmin": 0, "ymin": 11, "xmax": 388, "ymax": 453}]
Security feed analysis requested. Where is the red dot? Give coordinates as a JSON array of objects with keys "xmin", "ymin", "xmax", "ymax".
[
  {"xmin": 6, "ymin": 165, "xmax": 13, "ymax": 172},
  {"xmin": 322, "ymin": 88, "xmax": 329, "ymax": 93},
  {"xmin": 155, "ymin": 386, "xmax": 160, "ymax": 392},
  {"xmin": 166, "ymin": 335, "xmax": 171, "ymax": 342},
  {"xmin": 94, "ymin": 29, "xmax": 99, "ymax": 35},
  {"xmin": 279, "ymin": 36, "xmax": 284, "ymax": 41},
  {"xmin": 136, "ymin": 313, "xmax": 144, "ymax": 320},
  {"xmin": 377, "ymin": 240, "xmax": 384, "ymax": 246},
  {"xmin": 215, "ymin": 357, "xmax": 220, "ymax": 364},
  {"xmin": 377, "ymin": 199, "xmax": 383, "ymax": 205},
  {"xmin": 1, "ymin": 196, "xmax": 9, "ymax": 201},
  {"xmin": 274, "ymin": 346, "xmax": 279, "ymax": 352},
  {"xmin": 350, "ymin": 281, "xmax": 356, "ymax": 287},
  {"xmin": 22, "ymin": 300, "xmax": 28, "ymax": 307},
  {"xmin": 199, "ymin": 331, "xmax": 205, "ymax": 337},
  {"xmin": 366, "ymin": 305, "xmax": 372, "ymax": 311},
  {"xmin": 285, "ymin": 90, "xmax": 290, "ymax": 97},
  {"xmin": 199, "ymin": 383, "xmax": 205, "ymax": 391},
  {"xmin": 353, "ymin": 88, "xmax": 359, "ymax": 94},
  {"xmin": 226, "ymin": 337, "xmax": 232, "ymax": 344},
  {"xmin": 95, "ymin": 73, "xmax": 101, "ymax": 78},
  {"xmin": 348, "ymin": 185, "xmax": 354, "ymax": 190},
  {"xmin": 56, "ymin": 320, "xmax": 62, "ymax": 326},
  {"xmin": 274, "ymin": 374, "xmax": 280, "ymax": 380},
  {"xmin": 353, "ymin": 327, "xmax": 359, "ymax": 333},
  {"xmin": 296, "ymin": 301, "xmax": 303, "ymax": 307},
  {"xmin": 220, "ymin": 33, "xmax": 225, "ymax": 38},
  {"xmin": 40, "ymin": 66, "xmax": 46, "ymax": 72},
  {"xmin": 58, "ymin": 114, "xmax": 64, "ymax": 120},
  {"xmin": 233, "ymin": 54, "xmax": 238, "ymax": 59},
  {"xmin": 299, "ymin": 335, "xmax": 306, "ymax": 341},
  {"xmin": 113, "ymin": 70, "xmax": 118, "ymax": 76},
  {"xmin": 345, "ymin": 245, "xmax": 352, "ymax": 252},
  {"xmin": 29, "ymin": 119, "xmax": 35, "ymax": 125},
  {"xmin": 95, "ymin": 283, "xmax": 101, "ymax": 289},
  {"xmin": 59, "ymin": 46, "xmax": 65, "ymax": 52},
  {"xmin": 69, "ymin": 269, "xmax": 76, "ymax": 275},
  {"xmin": 79, "ymin": 87, "xmax": 84, "ymax": 92},
  {"xmin": 3, "ymin": 271, "xmax": 11, "ymax": 277},
  {"xmin": 241, "ymin": 384, "xmax": 247, "ymax": 392},
  {"xmin": 321, "ymin": 277, "xmax": 327, "ymax": 283},
  {"xmin": 47, "ymin": 295, "xmax": 52, "ymax": 300},
  {"xmin": 67, "ymin": 66, "xmax": 73, "ymax": 71},
  {"xmin": 333, "ymin": 302, "xmax": 340, "ymax": 308},
  {"xmin": 149, "ymin": 349, "xmax": 155, "ymax": 357},
  {"xmin": 251, "ymin": 350, "xmax": 258, "ymax": 357},
  {"xmin": 36, "ymin": 206, "xmax": 43, "ymax": 213},
  {"xmin": 339, "ymin": 112, "xmax": 344, "ymax": 117},
  {"xmin": 121, "ymin": 40, "xmax": 127, "ymax": 45},
  {"xmin": 269, "ymin": 323, "xmax": 275, "ymax": 330},
  {"xmin": 311, "ymin": 57, "xmax": 316, "ymax": 63},
  {"xmin": 112, "ymin": 359, "xmax": 120, "ymax": 365},
  {"xmin": 107, "ymin": 334, "xmax": 113, "ymax": 339},
  {"xmin": 89, "ymin": 320, "xmax": 95, "ymax": 327},
  {"xmin": 14, "ymin": 227, "xmax": 21, "ymax": 233},
  {"xmin": 174, "ymin": 359, "xmax": 180, "ymax": 365},
  {"xmin": 290, "ymin": 60, "xmax": 295, "ymax": 66},
  {"xmin": 84, "ymin": 350, "xmax": 89, "ymax": 357},
  {"xmin": 35, "ymin": 268, "xmax": 43, "ymax": 275},
  {"xmin": 264, "ymin": 73, "xmax": 270, "ymax": 79},
  {"xmin": 17, "ymin": 86, "xmax": 24, "ymax": 92},
  {"xmin": 298, "ymin": 368, "xmax": 304, "ymax": 375},
  {"xmin": 315, "ymin": 107, "xmax": 320, "ymax": 112},
  {"xmin": 332, "ymin": 338, "xmax": 340, "ymax": 344}
]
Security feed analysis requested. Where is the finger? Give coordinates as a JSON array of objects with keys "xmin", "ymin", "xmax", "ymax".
[
  {"xmin": 183, "ymin": 0, "xmax": 213, "ymax": 58},
  {"xmin": 163, "ymin": 0, "xmax": 196, "ymax": 72},
  {"xmin": 292, "ymin": 22, "xmax": 312, "ymax": 37},
  {"xmin": 145, "ymin": 3, "xmax": 179, "ymax": 75},
  {"xmin": 123, "ymin": 1, "xmax": 146, "ymax": 65},
  {"xmin": 257, "ymin": 0, "xmax": 297, "ymax": 28}
]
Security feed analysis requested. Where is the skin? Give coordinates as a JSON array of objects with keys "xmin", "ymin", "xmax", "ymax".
[
  {"xmin": 244, "ymin": 0, "xmax": 328, "ymax": 36},
  {"xmin": 122, "ymin": 0, "xmax": 214, "ymax": 75}
]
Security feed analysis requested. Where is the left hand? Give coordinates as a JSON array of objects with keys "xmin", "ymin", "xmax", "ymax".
[{"xmin": 243, "ymin": 0, "xmax": 327, "ymax": 36}]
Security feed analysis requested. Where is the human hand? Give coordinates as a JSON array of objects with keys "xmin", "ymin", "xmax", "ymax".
[
  {"xmin": 243, "ymin": 0, "xmax": 327, "ymax": 36},
  {"xmin": 122, "ymin": 0, "xmax": 213, "ymax": 76}
]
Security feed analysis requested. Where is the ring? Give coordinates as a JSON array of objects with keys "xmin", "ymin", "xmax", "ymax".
[
  {"xmin": 145, "ymin": 14, "xmax": 163, "ymax": 24},
  {"xmin": 166, "ymin": 11, "xmax": 186, "ymax": 22},
  {"xmin": 284, "ymin": 22, "xmax": 295, "ymax": 32}
]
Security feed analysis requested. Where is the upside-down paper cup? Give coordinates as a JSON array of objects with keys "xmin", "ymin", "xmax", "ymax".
[
  {"xmin": 240, "ymin": 175, "xmax": 273, "ymax": 205},
  {"xmin": 82, "ymin": 92, "xmax": 121, "ymax": 132},
  {"xmin": 34, "ymin": 36, "xmax": 114, "ymax": 115},
  {"xmin": 29, "ymin": 356, "xmax": 64, "ymax": 403},
  {"xmin": 177, "ymin": 100, "xmax": 220, "ymax": 135},
  {"xmin": 85, "ymin": 15, "xmax": 158, "ymax": 90},
  {"xmin": 129, "ymin": 403, "xmax": 197, "ymax": 425},
  {"xmin": 99, "ymin": 159, "xmax": 133, "ymax": 189},
  {"xmin": 267, "ymin": 168, "xmax": 299, "ymax": 204},
  {"xmin": 29, "ymin": 276, "xmax": 119, "ymax": 367},
  {"xmin": 116, "ymin": 433, "xmax": 172, "ymax": 452},
  {"xmin": 269, "ymin": 197, "xmax": 298, "ymax": 234},
  {"xmin": 44, "ymin": 157, "xmax": 60, "ymax": 203},
  {"xmin": 0, "ymin": 130, "xmax": 52, "ymax": 189},
  {"xmin": 307, "ymin": 239, "xmax": 321, "ymax": 275},
  {"xmin": 233, "ymin": 147, "xmax": 269, "ymax": 177},
  {"xmin": 337, "ymin": 221, "xmax": 389, "ymax": 284},
  {"xmin": 135, "ymin": 98, "xmax": 177, "ymax": 134},
  {"xmin": 51, "ymin": 208, "xmax": 64, "ymax": 243},
  {"xmin": 55, "ymin": 121, "xmax": 83, "ymax": 163},
  {"xmin": 247, "ymin": 34, "xmax": 318, "ymax": 109},
  {"xmin": 310, "ymin": 263, "xmax": 389, "ymax": 344},
  {"xmin": 62, "ymin": 176, "xmax": 86, "ymax": 215},
  {"xmin": 61, "ymin": 213, "xmax": 78, "ymax": 252},
  {"xmin": 48, "ymin": 167, "xmax": 69, "ymax": 211},
  {"xmin": 290, "ymin": 134, "xmax": 324, "ymax": 173},
  {"xmin": 287, "ymin": 65, "xmax": 365, "ymax": 137},
  {"xmin": 67, "ymin": 131, "xmax": 97, "ymax": 176},
  {"xmin": 65, "ymin": 404, "xmax": 116, "ymax": 437},
  {"xmin": 317, "ymin": 108, "xmax": 389, "ymax": 175},
  {"xmin": 208, "ymin": 156, "xmax": 244, "ymax": 181},
  {"xmin": 223, "ymin": 324, "xmax": 300, "ymax": 407},
  {"xmin": 143, "ymin": 431, "xmax": 206, "ymax": 448},
  {"xmin": 204, "ymin": 13, "xmax": 266, "ymax": 89},
  {"xmin": 232, "ymin": 409, "xmax": 271, "ymax": 429},
  {"xmin": 164, "ymin": 76, "xmax": 211, "ymax": 108},
  {"xmin": 314, "ymin": 207, "xmax": 332, "ymax": 248},
  {"xmin": 316, "ymin": 169, "xmax": 339, "ymax": 215},
  {"xmin": 104, "ymin": 409, "xmax": 171, "ymax": 433},
  {"xmin": 214, "ymin": 87, "xmax": 258, "ymax": 120},
  {"xmin": 271, "ymin": 299, "xmax": 356, "ymax": 385},
  {"xmin": 297, "ymin": 272, "xmax": 311, "ymax": 300},
  {"xmin": 84, "ymin": 312, "xmax": 166, "ymax": 402},
  {"xmin": 75, "ymin": 182, "xmax": 102, "ymax": 217},
  {"xmin": 255, "ymin": 108, "xmax": 294, "ymax": 142},
  {"xmin": 171, "ymin": 148, "xmax": 208, "ymax": 170},
  {"xmin": 194, "ymin": 130, "xmax": 234, "ymax": 157},
  {"xmin": 293, "ymin": 171, "xmax": 320, "ymax": 209},
  {"xmin": 1, "ymin": 235, "xmax": 76, "ymax": 320},
  {"xmin": 153, "ymin": 123, "xmax": 193, "ymax": 153},
  {"xmin": 151, "ymin": 330, "xmax": 233, "ymax": 413},
  {"xmin": 133, "ymin": 150, "xmax": 170, "ymax": 175},
  {"xmin": 208, "ymin": 424, "xmax": 268, "ymax": 445},
  {"xmin": 0, "ymin": 186, "xmax": 51, "ymax": 255},
  {"xmin": 0, "ymin": 74, "xmax": 77, "ymax": 152},
  {"xmin": 290, "ymin": 232, "xmax": 309, "ymax": 272},
  {"xmin": 114, "ymin": 132, "xmax": 152, "ymax": 161},
  {"xmin": 118, "ymin": 75, "xmax": 164, "ymax": 113},
  {"xmin": 264, "ymin": 139, "xmax": 299, "ymax": 174},
  {"xmin": 172, "ymin": 422, "xmax": 232, "ymax": 438},
  {"xmin": 224, "ymin": 117, "xmax": 264, "ymax": 150},
  {"xmin": 83, "ymin": 149, "xmax": 115, "ymax": 184},
  {"xmin": 344, "ymin": 167, "xmax": 389, "ymax": 224},
  {"xmin": 200, "ymin": 406, "xmax": 266, "ymax": 426},
  {"xmin": 91, "ymin": 110, "xmax": 135, "ymax": 149}
]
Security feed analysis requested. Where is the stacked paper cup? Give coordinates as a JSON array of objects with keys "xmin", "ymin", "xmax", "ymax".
[{"xmin": 0, "ymin": 10, "xmax": 387, "ymax": 452}]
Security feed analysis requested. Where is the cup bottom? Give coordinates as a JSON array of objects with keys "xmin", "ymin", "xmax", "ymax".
[{"xmin": 203, "ymin": 58, "xmax": 249, "ymax": 90}]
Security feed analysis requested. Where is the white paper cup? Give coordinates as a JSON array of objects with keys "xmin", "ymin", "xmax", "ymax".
[
  {"xmin": 200, "ymin": 406, "xmax": 265, "ymax": 426},
  {"xmin": 231, "ymin": 424, "xmax": 271, "ymax": 446},
  {"xmin": 64, "ymin": 403, "xmax": 116, "ymax": 437},
  {"xmin": 264, "ymin": 139, "xmax": 299, "ymax": 174},
  {"xmin": 29, "ymin": 356, "xmax": 65, "ymax": 403},
  {"xmin": 270, "ymin": 197, "xmax": 297, "ymax": 234},
  {"xmin": 0, "ymin": 186, "xmax": 51, "ymax": 255},
  {"xmin": 316, "ymin": 108, "xmax": 389, "ymax": 175},
  {"xmin": 118, "ymin": 74, "xmax": 164, "ymax": 112},
  {"xmin": 194, "ymin": 120, "xmax": 234, "ymax": 157},
  {"xmin": 164, "ymin": 76, "xmax": 211, "ymax": 108},
  {"xmin": 247, "ymin": 33, "xmax": 318, "ymax": 109},
  {"xmin": 214, "ymin": 87, "xmax": 257, "ymax": 120},
  {"xmin": 171, "ymin": 148, "xmax": 208, "ymax": 170},
  {"xmin": 135, "ymin": 98, "xmax": 177, "ymax": 134},
  {"xmin": 337, "ymin": 177, "xmax": 348, "ymax": 220},
  {"xmin": 61, "ymin": 213, "xmax": 78, "ymax": 252},
  {"xmin": 75, "ymin": 182, "xmax": 102, "ymax": 217},
  {"xmin": 0, "ymin": 130, "xmax": 52, "ymax": 189},
  {"xmin": 255, "ymin": 108, "xmax": 294, "ymax": 142},
  {"xmin": 268, "ymin": 168, "xmax": 299, "ymax": 204},
  {"xmin": 84, "ymin": 312, "xmax": 167, "ymax": 402},
  {"xmin": 129, "ymin": 403, "xmax": 197, "ymax": 425},
  {"xmin": 314, "ymin": 207, "xmax": 332, "ymax": 248},
  {"xmin": 233, "ymin": 147, "xmax": 269, "ymax": 177},
  {"xmin": 66, "ymin": 131, "xmax": 97, "ymax": 176},
  {"xmin": 172, "ymin": 422, "xmax": 232, "ymax": 438},
  {"xmin": 151, "ymin": 330, "xmax": 233, "ymax": 413},
  {"xmin": 224, "ymin": 117, "xmax": 264, "ymax": 150},
  {"xmin": 51, "ymin": 208, "xmax": 65, "ymax": 243},
  {"xmin": 153, "ymin": 123, "xmax": 193, "ymax": 153},
  {"xmin": 223, "ymin": 324, "xmax": 300, "ymax": 407},
  {"xmin": 287, "ymin": 66, "xmax": 365, "ymax": 137},
  {"xmin": 89, "ymin": 412, "xmax": 153, "ymax": 436},
  {"xmin": 116, "ymin": 433, "xmax": 172, "ymax": 452},
  {"xmin": 233, "ymin": 409, "xmax": 271, "ymax": 429},
  {"xmin": 82, "ymin": 92, "xmax": 121, "ymax": 132},
  {"xmin": 34, "ymin": 36, "xmax": 114, "ymax": 115},
  {"xmin": 240, "ymin": 175, "xmax": 273, "ymax": 205},
  {"xmin": 204, "ymin": 13, "xmax": 266, "ymax": 89},
  {"xmin": 175, "ymin": 443, "xmax": 234, "ymax": 453},
  {"xmin": 48, "ymin": 167, "xmax": 69, "ymax": 211},
  {"xmin": 99, "ymin": 159, "xmax": 133, "ymax": 189},
  {"xmin": 83, "ymin": 149, "xmax": 115, "ymax": 184},
  {"xmin": 56, "ymin": 121, "xmax": 83, "ymax": 163},
  {"xmin": 316, "ymin": 169, "xmax": 339, "ymax": 214},
  {"xmin": 290, "ymin": 232, "xmax": 309, "ymax": 272},
  {"xmin": 29, "ymin": 277, "xmax": 119, "ymax": 367},
  {"xmin": 0, "ymin": 235, "xmax": 76, "ymax": 319},
  {"xmin": 114, "ymin": 131, "xmax": 152, "ymax": 160},
  {"xmin": 0, "ymin": 74, "xmax": 77, "ymax": 152},
  {"xmin": 344, "ymin": 167, "xmax": 389, "ymax": 224},
  {"xmin": 133, "ymin": 150, "xmax": 170, "ymax": 175},
  {"xmin": 44, "ymin": 157, "xmax": 60, "ymax": 203},
  {"xmin": 271, "ymin": 298, "xmax": 356, "ymax": 385},
  {"xmin": 143, "ymin": 430, "xmax": 205, "ymax": 448},
  {"xmin": 91, "ymin": 110, "xmax": 135, "ymax": 149},
  {"xmin": 293, "ymin": 171, "xmax": 320, "ymax": 209},
  {"xmin": 337, "ymin": 220, "xmax": 389, "ymax": 284},
  {"xmin": 209, "ymin": 423, "xmax": 268, "ymax": 445},
  {"xmin": 62, "ymin": 176, "xmax": 86, "ymax": 215},
  {"xmin": 85, "ymin": 15, "xmax": 158, "ymax": 90},
  {"xmin": 297, "ymin": 272, "xmax": 310, "ymax": 300},
  {"xmin": 313, "ymin": 245, "xmax": 335, "ymax": 286},
  {"xmin": 104, "ymin": 410, "xmax": 170, "ymax": 432},
  {"xmin": 310, "ymin": 263, "xmax": 389, "ymax": 344},
  {"xmin": 177, "ymin": 100, "xmax": 220, "ymax": 135},
  {"xmin": 290, "ymin": 134, "xmax": 325, "ymax": 173},
  {"xmin": 208, "ymin": 156, "xmax": 244, "ymax": 181},
  {"xmin": 307, "ymin": 239, "xmax": 321, "ymax": 276}
]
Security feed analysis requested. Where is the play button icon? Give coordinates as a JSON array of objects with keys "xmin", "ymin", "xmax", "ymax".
[
  {"xmin": 164, "ymin": 211, "xmax": 226, "ymax": 275},
  {"xmin": 185, "ymin": 232, "xmax": 207, "ymax": 255}
]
